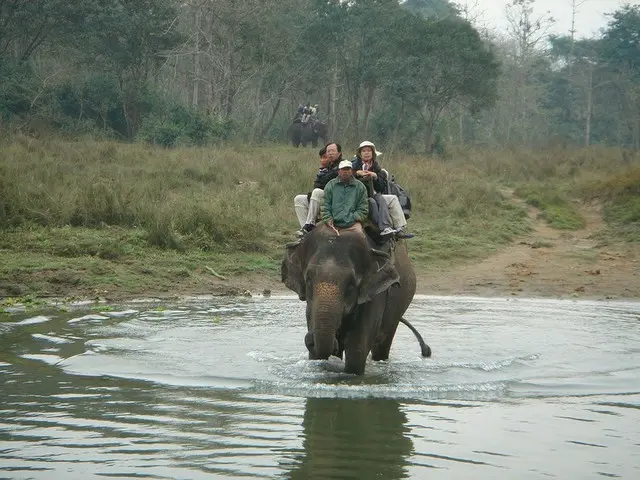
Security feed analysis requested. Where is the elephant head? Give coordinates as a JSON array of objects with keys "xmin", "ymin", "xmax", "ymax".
[
  {"xmin": 281, "ymin": 224, "xmax": 399, "ymax": 366},
  {"xmin": 312, "ymin": 121, "xmax": 328, "ymax": 140}
]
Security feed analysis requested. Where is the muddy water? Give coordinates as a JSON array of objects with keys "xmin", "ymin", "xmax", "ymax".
[{"xmin": 1, "ymin": 295, "xmax": 639, "ymax": 479}]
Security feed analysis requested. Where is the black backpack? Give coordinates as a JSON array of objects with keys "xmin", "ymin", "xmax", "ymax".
[{"xmin": 382, "ymin": 169, "xmax": 412, "ymax": 219}]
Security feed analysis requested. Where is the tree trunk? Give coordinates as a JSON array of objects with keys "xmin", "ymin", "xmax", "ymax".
[
  {"xmin": 261, "ymin": 97, "xmax": 281, "ymax": 138},
  {"xmin": 584, "ymin": 67, "xmax": 593, "ymax": 147},
  {"xmin": 328, "ymin": 55, "xmax": 338, "ymax": 139},
  {"xmin": 362, "ymin": 84, "xmax": 375, "ymax": 137},
  {"xmin": 192, "ymin": 6, "xmax": 201, "ymax": 108}
]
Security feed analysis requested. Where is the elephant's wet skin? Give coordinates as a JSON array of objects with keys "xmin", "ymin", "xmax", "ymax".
[{"xmin": 282, "ymin": 224, "xmax": 430, "ymax": 375}]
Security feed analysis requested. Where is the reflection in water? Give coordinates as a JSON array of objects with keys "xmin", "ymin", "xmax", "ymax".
[{"xmin": 286, "ymin": 398, "xmax": 413, "ymax": 480}]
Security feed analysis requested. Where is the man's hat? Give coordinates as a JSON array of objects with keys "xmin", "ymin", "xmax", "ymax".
[{"xmin": 338, "ymin": 159, "xmax": 353, "ymax": 169}]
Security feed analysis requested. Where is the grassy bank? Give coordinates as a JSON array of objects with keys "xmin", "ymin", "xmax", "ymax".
[{"xmin": 1, "ymin": 135, "xmax": 638, "ymax": 300}]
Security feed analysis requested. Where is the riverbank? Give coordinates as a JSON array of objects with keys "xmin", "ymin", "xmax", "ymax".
[
  {"xmin": 2, "ymin": 196, "xmax": 637, "ymax": 304},
  {"xmin": 1, "ymin": 137, "xmax": 638, "ymax": 305}
]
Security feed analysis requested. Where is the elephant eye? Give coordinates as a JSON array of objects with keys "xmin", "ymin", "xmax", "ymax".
[
  {"xmin": 344, "ymin": 278, "xmax": 358, "ymax": 297},
  {"xmin": 305, "ymin": 272, "xmax": 315, "ymax": 289}
]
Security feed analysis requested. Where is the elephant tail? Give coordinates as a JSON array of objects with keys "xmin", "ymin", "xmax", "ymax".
[{"xmin": 400, "ymin": 317, "xmax": 431, "ymax": 357}]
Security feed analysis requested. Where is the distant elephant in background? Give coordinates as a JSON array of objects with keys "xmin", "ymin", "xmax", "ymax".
[
  {"xmin": 281, "ymin": 224, "xmax": 430, "ymax": 375},
  {"xmin": 290, "ymin": 119, "xmax": 328, "ymax": 148}
]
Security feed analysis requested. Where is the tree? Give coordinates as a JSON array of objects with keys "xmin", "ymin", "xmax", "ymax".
[
  {"xmin": 385, "ymin": 15, "xmax": 499, "ymax": 151},
  {"xmin": 401, "ymin": 0, "xmax": 459, "ymax": 18},
  {"xmin": 79, "ymin": 0, "xmax": 182, "ymax": 137},
  {"xmin": 601, "ymin": 4, "xmax": 640, "ymax": 148},
  {"xmin": 0, "ymin": 0, "xmax": 101, "ymax": 61}
]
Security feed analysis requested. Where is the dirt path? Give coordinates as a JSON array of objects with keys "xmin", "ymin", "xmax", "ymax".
[{"xmin": 416, "ymin": 193, "xmax": 639, "ymax": 299}]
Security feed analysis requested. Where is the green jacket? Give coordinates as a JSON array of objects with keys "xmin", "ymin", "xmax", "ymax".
[{"xmin": 322, "ymin": 176, "xmax": 369, "ymax": 228}]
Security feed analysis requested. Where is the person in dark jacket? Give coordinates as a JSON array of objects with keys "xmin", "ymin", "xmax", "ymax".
[
  {"xmin": 353, "ymin": 140, "xmax": 396, "ymax": 238},
  {"xmin": 293, "ymin": 142, "xmax": 344, "ymax": 235},
  {"xmin": 353, "ymin": 140, "xmax": 413, "ymax": 239}
]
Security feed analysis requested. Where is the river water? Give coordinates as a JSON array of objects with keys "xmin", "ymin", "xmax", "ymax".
[{"xmin": 1, "ymin": 295, "xmax": 639, "ymax": 479}]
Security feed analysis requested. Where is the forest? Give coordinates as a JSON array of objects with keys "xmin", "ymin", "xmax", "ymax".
[{"xmin": 1, "ymin": 0, "xmax": 639, "ymax": 152}]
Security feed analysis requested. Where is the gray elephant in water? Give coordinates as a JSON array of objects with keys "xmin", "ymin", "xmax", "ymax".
[{"xmin": 281, "ymin": 224, "xmax": 430, "ymax": 375}]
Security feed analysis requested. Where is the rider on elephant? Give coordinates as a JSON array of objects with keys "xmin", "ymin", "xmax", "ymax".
[
  {"xmin": 353, "ymin": 141, "xmax": 414, "ymax": 239},
  {"xmin": 293, "ymin": 142, "xmax": 344, "ymax": 236},
  {"xmin": 322, "ymin": 160, "xmax": 369, "ymax": 235},
  {"xmin": 352, "ymin": 141, "xmax": 396, "ymax": 239}
]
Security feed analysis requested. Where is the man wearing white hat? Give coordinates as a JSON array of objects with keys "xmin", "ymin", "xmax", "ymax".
[{"xmin": 322, "ymin": 159, "xmax": 369, "ymax": 233}]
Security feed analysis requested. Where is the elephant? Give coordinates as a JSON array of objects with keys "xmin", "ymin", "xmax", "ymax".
[
  {"xmin": 290, "ymin": 118, "xmax": 328, "ymax": 148},
  {"xmin": 281, "ymin": 223, "xmax": 431, "ymax": 375}
]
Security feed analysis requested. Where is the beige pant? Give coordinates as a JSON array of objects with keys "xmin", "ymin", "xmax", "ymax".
[
  {"xmin": 294, "ymin": 188, "xmax": 324, "ymax": 228},
  {"xmin": 295, "ymin": 190, "xmax": 406, "ymax": 230},
  {"xmin": 382, "ymin": 194, "xmax": 407, "ymax": 229}
]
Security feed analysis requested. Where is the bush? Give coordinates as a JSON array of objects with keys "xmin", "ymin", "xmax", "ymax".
[{"xmin": 137, "ymin": 105, "xmax": 235, "ymax": 147}]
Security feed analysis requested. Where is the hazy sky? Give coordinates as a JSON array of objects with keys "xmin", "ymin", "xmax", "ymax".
[{"xmin": 461, "ymin": 0, "xmax": 632, "ymax": 38}]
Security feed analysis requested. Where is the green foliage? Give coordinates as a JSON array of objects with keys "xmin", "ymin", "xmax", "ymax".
[
  {"xmin": 515, "ymin": 184, "xmax": 586, "ymax": 230},
  {"xmin": 580, "ymin": 167, "xmax": 640, "ymax": 241},
  {"xmin": 0, "ymin": 0, "xmax": 101, "ymax": 61},
  {"xmin": 601, "ymin": 5, "xmax": 640, "ymax": 78},
  {"xmin": 0, "ymin": 60, "xmax": 34, "ymax": 121},
  {"xmin": 382, "ymin": 15, "xmax": 499, "ymax": 149},
  {"xmin": 137, "ymin": 106, "xmax": 235, "ymax": 147},
  {"xmin": 0, "ymin": 0, "xmax": 638, "ymax": 150},
  {"xmin": 401, "ymin": 0, "xmax": 458, "ymax": 18}
]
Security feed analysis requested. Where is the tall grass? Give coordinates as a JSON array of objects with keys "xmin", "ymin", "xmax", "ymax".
[
  {"xmin": 0, "ymin": 136, "xmax": 318, "ymax": 252},
  {"xmin": 1, "ymin": 135, "xmax": 638, "ymax": 262}
]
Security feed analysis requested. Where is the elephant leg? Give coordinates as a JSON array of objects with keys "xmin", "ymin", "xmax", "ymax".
[
  {"xmin": 343, "ymin": 327, "xmax": 369, "ymax": 375},
  {"xmin": 343, "ymin": 302, "xmax": 383, "ymax": 375},
  {"xmin": 371, "ymin": 315, "xmax": 400, "ymax": 361},
  {"xmin": 291, "ymin": 124, "xmax": 302, "ymax": 147}
]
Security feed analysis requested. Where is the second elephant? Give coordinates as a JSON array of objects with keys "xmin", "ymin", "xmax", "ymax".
[{"xmin": 290, "ymin": 120, "xmax": 328, "ymax": 148}]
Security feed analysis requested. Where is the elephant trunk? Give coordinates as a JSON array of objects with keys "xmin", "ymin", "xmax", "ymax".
[{"xmin": 311, "ymin": 283, "xmax": 343, "ymax": 359}]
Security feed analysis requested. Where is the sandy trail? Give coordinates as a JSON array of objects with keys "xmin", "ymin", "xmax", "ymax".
[{"xmin": 416, "ymin": 193, "xmax": 639, "ymax": 299}]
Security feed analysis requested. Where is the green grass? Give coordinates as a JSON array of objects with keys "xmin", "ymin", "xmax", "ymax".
[
  {"xmin": 514, "ymin": 184, "xmax": 586, "ymax": 230},
  {"xmin": 0, "ymin": 135, "xmax": 638, "ymax": 298},
  {"xmin": 578, "ymin": 166, "xmax": 640, "ymax": 242}
]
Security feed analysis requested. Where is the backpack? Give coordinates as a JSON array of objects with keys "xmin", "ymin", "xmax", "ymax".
[{"xmin": 382, "ymin": 169, "xmax": 412, "ymax": 219}]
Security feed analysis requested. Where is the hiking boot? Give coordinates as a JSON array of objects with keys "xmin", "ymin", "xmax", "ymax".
[{"xmin": 302, "ymin": 223, "xmax": 315, "ymax": 233}]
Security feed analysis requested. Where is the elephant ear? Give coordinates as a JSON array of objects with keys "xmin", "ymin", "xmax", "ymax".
[
  {"xmin": 358, "ymin": 249, "xmax": 399, "ymax": 304},
  {"xmin": 281, "ymin": 241, "xmax": 306, "ymax": 301}
]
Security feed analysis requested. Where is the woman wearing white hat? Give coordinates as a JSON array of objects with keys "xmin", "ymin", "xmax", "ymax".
[{"xmin": 353, "ymin": 141, "xmax": 413, "ymax": 239}]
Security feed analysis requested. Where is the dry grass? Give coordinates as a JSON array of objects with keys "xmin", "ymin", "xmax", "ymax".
[{"xmin": 0, "ymin": 135, "xmax": 638, "ymax": 298}]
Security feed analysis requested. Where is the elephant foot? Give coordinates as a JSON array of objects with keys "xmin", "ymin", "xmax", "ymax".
[{"xmin": 344, "ymin": 348, "xmax": 367, "ymax": 375}]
